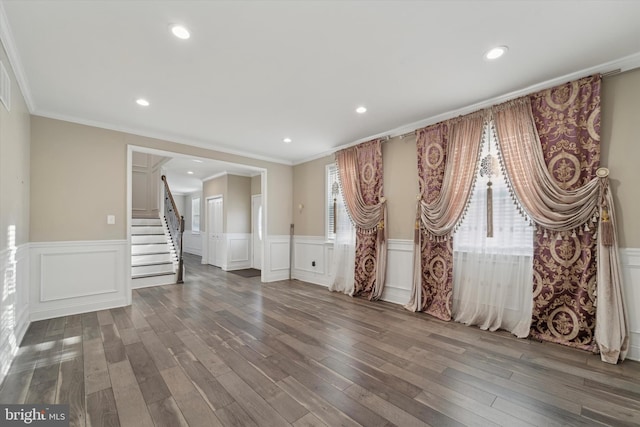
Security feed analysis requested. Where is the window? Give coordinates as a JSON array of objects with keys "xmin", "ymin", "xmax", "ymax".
[
  {"xmin": 191, "ymin": 197, "xmax": 200, "ymax": 233},
  {"xmin": 326, "ymin": 164, "xmax": 339, "ymax": 240},
  {"xmin": 453, "ymin": 125, "xmax": 533, "ymax": 255}
]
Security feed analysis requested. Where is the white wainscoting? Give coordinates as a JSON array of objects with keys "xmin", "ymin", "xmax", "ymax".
[
  {"xmin": 380, "ymin": 239, "xmax": 414, "ymax": 305},
  {"xmin": 182, "ymin": 230, "xmax": 202, "ymax": 256},
  {"xmin": 0, "ymin": 243, "xmax": 30, "ymax": 384},
  {"xmin": 291, "ymin": 236, "xmax": 414, "ymax": 305},
  {"xmin": 292, "ymin": 236, "xmax": 333, "ymax": 286},
  {"xmin": 621, "ymin": 248, "xmax": 640, "ymax": 361},
  {"xmin": 223, "ymin": 233, "xmax": 251, "ymax": 271},
  {"xmin": 29, "ymin": 240, "xmax": 128, "ymax": 321},
  {"xmin": 263, "ymin": 235, "xmax": 290, "ymax": 282}
]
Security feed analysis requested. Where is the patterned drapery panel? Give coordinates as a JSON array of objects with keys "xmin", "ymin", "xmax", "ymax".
[
  {"xmin": 528, "ymin": 75, "xmax": 601, "ymax": 351},
  {"xmin": 416, "ymin": 124, "xmax": 454, "ymax": 320},
  {"xmin": 336, "ymin": 139, "xmax": 387, "ymax": 300}
]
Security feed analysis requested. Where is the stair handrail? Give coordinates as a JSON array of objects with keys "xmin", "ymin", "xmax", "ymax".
[{"xmin": 161, "ymin": 175, "xmax": 184, "ymax": 284}]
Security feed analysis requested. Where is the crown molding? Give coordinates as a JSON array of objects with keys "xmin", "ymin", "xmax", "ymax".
[
  {"xmin": 202, "ymin": 171, "xmax": 227, "ymax": 182},
  {"xmin": 0, "ymin": 1, "xmax": 35, "ymax": 112},
  {"xmin": 33, "ymin": 109, "xmax": 294, "ymax": 166},
  {"xmin": 292, "ymin": 51, "xmax": 640, "ymax": 166}
]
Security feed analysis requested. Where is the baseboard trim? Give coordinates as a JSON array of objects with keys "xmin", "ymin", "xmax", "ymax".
[{"xmin": 30, "ymin": 297, "xmax": 129, "ymax": 322}]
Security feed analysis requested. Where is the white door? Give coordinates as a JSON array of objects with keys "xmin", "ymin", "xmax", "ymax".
[
  {"xmin": 207, "ymin": 197, "xmax": 224, "ymax": 267},
  {"xmin": 251, "ymin": 194, "xmax": 263, "ymax": 270}
]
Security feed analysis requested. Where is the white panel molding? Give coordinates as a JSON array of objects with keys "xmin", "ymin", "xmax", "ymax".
[
  {"xmin": 0, "ymin": 243, "xmax": 30, "ymax": 385},
  {"xmin": 291, "ymin": 237, "xmax": 414, "ymax": 305},
  {"xmin": 381, "ymin": 239, "xmax": 414, "ymax": 305},
  {"xmin": 292, "ymin": 236, "xmax": 332, "ymax": 286},
  {"xmin": 183, "ymin": 230, "xmax": 203, "ymax": 256},
  {"xmin": 223, "ymin": 233, "xmax": 251, "ymax": 271},
  {"xmin": 40, "ymin": 250, "xmax": 119, "ymax": 301},
  {"xmin": 29, "ymin": 240, "xmax": 128, "ymax": 321},
  {"xmin": 621, "ymin": 248, "xmax": 640, "ymax": 361},
  {"xmin": 263, "ymin": 235, "xmax": 290, "ymax": 282}
]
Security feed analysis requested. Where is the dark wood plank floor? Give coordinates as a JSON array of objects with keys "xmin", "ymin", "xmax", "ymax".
[{"xmin": 2, "ymin": 253, "xmax": 640, "ymax": 426}]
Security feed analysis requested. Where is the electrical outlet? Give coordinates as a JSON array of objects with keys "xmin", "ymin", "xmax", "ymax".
[{"xmin": 312, "ymin": 261, "xmax": 316, "ymax": 267}]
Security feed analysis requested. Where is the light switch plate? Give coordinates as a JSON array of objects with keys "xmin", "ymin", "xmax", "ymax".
[{"xmin": 107, "ymin": 215, "xmax": 115, "ymax": 225}]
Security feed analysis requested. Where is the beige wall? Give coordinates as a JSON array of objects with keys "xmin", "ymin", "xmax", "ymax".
[
  {"xmin": 601, "ymin": 68, "xmax": 640, "ymax": 248},
  {"xmin": 31, "ymin": 120, "xmax": 128, "ymax": 241},
  {"xmin": 0, "ymin": 51, "xmax": 31, "ymax": 249},
  {"xmin": 292, "ymin": 70, "xmax": 640, "ymax": 246},
  {"xmin": 383, "ymin": 135, "xmax": 419, "ymax": 240},
  {"xmin": 203, "ymin": 175, "xmax": 227, "ymax": 231},
  {"xmin": 202, "ymin": 174, "xmax": 251, "ymax": 234},
  {"xmin": 292, "ymin": 155, "xmax": 333, "ymax": 236},
  {"xmin": 292, "ymin": 141, "xmax": 418, "ymax": 240},
  {"xmin": 227, "ymin": 175, "xmax": 251, "ymax": 233},
  {"xmin": 30, "ymin": 117, "xmax": 293, "ymax": 241},
  {"xmin": 251, "ymin": 174, "xmax": 261, "ymax": 195}
]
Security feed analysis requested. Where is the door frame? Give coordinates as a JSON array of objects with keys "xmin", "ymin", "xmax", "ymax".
[
  {"xmin": 251, "ymin": 194, "xmax": 263, "ymax": 270},
  {"xmin": 127, "ymin": 145, "xmax": 270, "ymax": 300}
]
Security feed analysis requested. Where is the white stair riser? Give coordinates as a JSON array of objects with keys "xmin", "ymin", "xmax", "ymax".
[
  {"xmin": 132, "ymin": 264, "xmax": 174, "ymax": 276},
  {"xmin": 132, "ymin": 274, "xmax": 176, "ymax": 289},
  {"xmin": 132, "ymin": 218, "xmax": 162, "ymax": 226},
  {"xmin": 131, "ymin": 216, "xmax": 180, "ymax": 283},
  {"xmin": 132, "ymin": 244, "xmax": 170, "ymax": 255},
  {"xmin": 132, "ymin": 235, "xmax": 166, "ymax": 244},
  {"xmin": 132, "ymin": 253, "xmax": 173, "ymax": 264},
  {"xmin": 132, "ymin": 226, "xmax": 165, "ymax": 235}
]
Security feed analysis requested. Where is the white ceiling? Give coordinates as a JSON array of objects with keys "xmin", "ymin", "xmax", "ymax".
[
  {"xmin": 3, "ymin": 1, "xmax": 640, "ymax": 165},
  {"xmin": 161, "ymin": 155, "xmax": 260, "ymax": 194}
]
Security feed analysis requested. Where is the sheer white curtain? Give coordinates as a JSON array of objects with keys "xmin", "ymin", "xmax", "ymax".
[
  {"xmin": 452, "ymin": 127, "xmax": 534, "ymax": 337},
  {"xmin": 329, "ymin": 189, "xmax": 356, "ymax": 295}
]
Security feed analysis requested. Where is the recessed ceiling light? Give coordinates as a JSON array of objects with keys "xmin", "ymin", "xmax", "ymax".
[
  {"xmin": 171, "ymin": 25, "xmax": 191, "ymax": 40},
  {"xmin": 187, "ymin": 171, "xmax": 194, "ymax": 175},
  {"xmin": 136, "ymin": 98, "xmax": 150, "ymax": 107},
  {"xmin": 484, "ymin": 46, "xmax": 508, "ymax": 60},
  {"xmin": 283, "ymin": 137, "xmax": 292, "ymax": 143},
  {"xmin": 356, "ymin": 106, "xmax": 367, "ymax": 114}
]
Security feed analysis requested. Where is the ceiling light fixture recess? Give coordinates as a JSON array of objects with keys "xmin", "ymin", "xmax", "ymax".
[
  {"xmin": 136, "ymin": 98, "xmax": 150, "ymax": 106},
  {"xmin": 484, "ymin": 46, "xmax": 508, "ymax": 60},
  {"xmin": 187, "ymin": 171, "xmax": 194, "ymax": 175},
  {"xmin": 356, "ymin": 106, "xmax": 367, "ymax": 114},
  {"xmin": 171, "ymin": 25, "xmax": 191, "ymax": 40},
  {"xmin": 283, "ymin": 138, "xmax": 292, "ymax": 143}
]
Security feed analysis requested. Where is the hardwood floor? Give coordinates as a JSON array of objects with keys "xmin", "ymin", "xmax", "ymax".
[{"xmin": 2, "ymin": 253, "xmax": 640, "ymax": 426}]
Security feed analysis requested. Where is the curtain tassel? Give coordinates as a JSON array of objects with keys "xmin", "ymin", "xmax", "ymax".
[
  {"xmin": 486, "ymin": 180, "xmax": 493, "ymax": 238},
  {"xmin": 601, "ymin": 208, "xmax": 614, "ymax": 246}
]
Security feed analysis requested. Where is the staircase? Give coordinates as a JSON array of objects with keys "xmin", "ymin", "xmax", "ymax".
[{"xmin": 131, "ymin": 217, "xmax": 178, "ymax": 288}]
